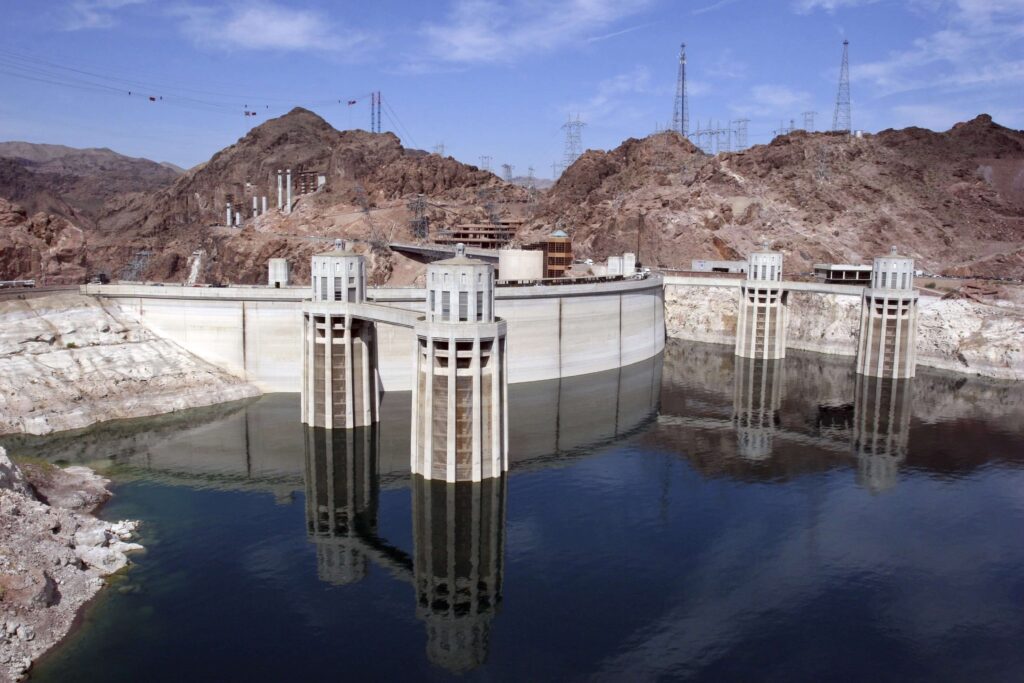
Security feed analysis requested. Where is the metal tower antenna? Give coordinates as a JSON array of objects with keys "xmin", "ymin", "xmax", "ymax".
[
  {"xmin": 370, "ymin": 92, "xmax": 383, "ymax": 133},
  {"xmin": 478, "ymin": 155, "xmax": 492, "ymax": 172},
  {"xmin": 561, "ymin": 114, "xmax": 585, "ymax": 169},
  {"xmin": 732, "ymin": 119, "xmax": 749, "ymax": 151},
  {"xmin": 832, "ymin": 40, "xmax": 851, "ymax": 132},
  {"xmin": 672, "ymin": 43, "xmax": 689, "ymax": 138},
  {"xmin": 802, "ymin": 111, "xmax": 817, "ymax": 131}
]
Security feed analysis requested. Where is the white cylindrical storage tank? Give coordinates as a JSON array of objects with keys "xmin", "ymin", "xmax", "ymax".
[
  {"xmin": 497, "ymin": 249, "xmax": 544, "ymax": 281},
  {"xmin": 268, "ymin": 258, "xmax": 289, "ymax": 288},
  {"xmin": 623, "ymin": 252, "xmax": 637, "ymax": 274}
]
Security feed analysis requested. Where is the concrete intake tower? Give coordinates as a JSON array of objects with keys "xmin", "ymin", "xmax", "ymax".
[
  {"xmin": 412, "ymin": 245, "xmax": 508, "ymax": 482},
  {"xmin": 735, "ymin": 250, "xmax": 788, "ymax": 360},
  {"xmin": 856, "ymin": 250, "xmax": 919, "ymax": 379},
  {"xmin": 301, "ymin": 241, "xmax": 380, "ymax": 429}
]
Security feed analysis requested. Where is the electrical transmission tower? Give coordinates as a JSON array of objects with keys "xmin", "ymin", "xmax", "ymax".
[
  {"xmin": 526, "ymin": 166, "xmax": 536, "ymax": 190},
  {"xmin": 561, "ymin": 114, "xmax": 585, "ymax": 169},
  {"xmin": 832, "ymin": 40, "xmax": 851, "ymax": 132},
  {"xmin": 478, "ymin": 155, "xmax": 492, "ymax": 172},
  {"xmin": 672, "ymin": 43, "xmax": 689, "ymax": 138},
  {"xmin": 802, "ymin": 111, "xmax": 817, "ymax": 131},
  {"xmin": 551, "ymin": 161, "xmax": 562, "ymax": 179},
  {"xmin": 501, "ymin": 163, "xmax": 514, "ymax": 182},
  {"xmin": 370, "ymin": 91, "xmax": 382, "ymax": 133},
  {"xmin": 433, "ymin": 142, "xmax": 446, "ymax": 156},
  {"xmin": 732, "ymin": 119, "xmax": 749, "ymax": 151}
]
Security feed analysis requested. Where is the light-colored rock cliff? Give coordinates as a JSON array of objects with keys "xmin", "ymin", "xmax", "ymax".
[
  {"xmin": 0, "ymin": 294, "xmax": 259, "ymax": 435},
  {"xmin": 0, "ymin": 448, "xmax": 142, "ymax": 682},
  {"xmin": 664, "ymin": 285, "xmax": 1024, "ymax": 380}
]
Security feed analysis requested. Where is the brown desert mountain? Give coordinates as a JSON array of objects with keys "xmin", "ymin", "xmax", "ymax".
[
  {"xmin": 1, "ymin": 109, "xmax": 1022, "ymax": 285},
  {"xmin": 529, "ymin": 114, "xmax": 1024, "ymax": 279}
]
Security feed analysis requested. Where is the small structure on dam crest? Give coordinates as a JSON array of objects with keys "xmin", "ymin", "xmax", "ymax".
[
  {"xmin": 412, "ymin": 244, "xmax": 508, "ymax": 482},
  {"xmin": 301, "ymin": 241, "xmax": 380, "ymax": 429},
  {"xmin": 856, "ymin": 249, "xmax": 919, "ymax": 379},
  {"xmin": 735, "ymin": 249, "xmax": 788, "ymax": 360}
]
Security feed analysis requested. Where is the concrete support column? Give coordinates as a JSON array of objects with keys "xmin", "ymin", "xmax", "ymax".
[
  {"xmin": 286, "ymin": 168, "xmax": 292, "ymax": 214},
  {"xmin": 261, "ymin": 196, "xmax": 267, "ymax": 215},
  {"xmin": 226, "ymin": 202, "xmax": 232, "ymax": 227},
  {"xmin": 277, "ymin": 170, "xmax": 283, "ymax": 210}
]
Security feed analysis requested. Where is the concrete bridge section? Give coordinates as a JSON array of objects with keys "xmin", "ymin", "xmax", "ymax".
[
  {"xmin": 83, "ymin": 275, "xmax": 665, "ymax": 393},
  {"xmin": 389, "ymin": 242, "xmax": 499, "ymax": 264}
]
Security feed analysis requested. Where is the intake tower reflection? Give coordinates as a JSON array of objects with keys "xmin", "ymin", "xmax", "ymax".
[
  {"xmin": 303, "ymin": 428, "xmax": 379, "ymax": 585},
  {"xmin": 853, "ymin": 375, "xmax": 912, "ymax": 492},
  {"xmin": 732, "ymin": 357, "xmax": 785, "ymax": 460},
  {"xmin": 412, "ymin": 476, "xmax": 506, "ymax": 674},
  {"xmin": 302, "ymin": 426, "xmax": 506, "ymax": 673}
]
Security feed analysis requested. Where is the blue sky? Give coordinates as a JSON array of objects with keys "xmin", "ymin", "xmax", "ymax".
[{"xmin": 0, "ymin": 0, "xmax": 1021, "ymax": 176}]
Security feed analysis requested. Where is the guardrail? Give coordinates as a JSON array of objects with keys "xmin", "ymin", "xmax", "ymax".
[{"xmin": 0, "ymin": 280, "xmax": 36, "ymax": 288}]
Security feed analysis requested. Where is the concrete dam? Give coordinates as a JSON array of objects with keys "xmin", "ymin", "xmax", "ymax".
[{"xmin": 84, "ymin": 272, "xmax": 666, "ymax": 394}]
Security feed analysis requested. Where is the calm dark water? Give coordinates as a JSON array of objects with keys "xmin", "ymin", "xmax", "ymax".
[{"xmin": 11, "ymin": 341, "xmax": 1024, "ymax": 681}]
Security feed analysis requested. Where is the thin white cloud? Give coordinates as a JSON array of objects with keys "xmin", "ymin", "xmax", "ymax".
[
  {"xmin": 852, "ymin": 0, "xmax": 1024, "ymax": 95},
  {"xmin": 793, "ymin": 0, "xmax": 881, "ymax": 13},
  {"xmin": 420, "ymin": 0, "xmax": 654, "ymax": 65},
  {"xmin": 172, "ymin": 2, "xmax": 366, "ymax": 53},
  {"xmin": 565, "ymin": 66, "xmax": 654, "ymax": 125},
  {"xmin": 64, "ymin": 0, "xmax": 146, "ymax": 30},
  {"xmin": 586, "ymin": 22, "xmax": 654, "ymax": 43},
  {"xmin": 751, "ymin": 84, "xmax": 812, "ymax": 110},
  {"xmin": 693, "ymin": 0, "xmax": 744, "ymax": 16}
]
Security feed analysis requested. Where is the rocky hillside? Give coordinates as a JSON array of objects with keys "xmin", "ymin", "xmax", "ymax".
[
  {"xmin": 531, "ymin": 115, "xmax": 1024, "ymax": 279},
  {"xmin": 83, "ymin": 107, "xmax": 525, "ymax": 283},
  {"xmin": 0, "ymin": 142, "xmax": 180, "ymax": 226},
  {"xmin": 0, "ymin": 198, "xmax": 87, "ymax": 284}
]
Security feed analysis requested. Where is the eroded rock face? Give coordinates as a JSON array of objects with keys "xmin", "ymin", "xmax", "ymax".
[
  {"xmin": 0, "ymin": 293, "xmax": 259, "ymax": 436},
  {"xmin": 530, "ymin": 116, "xmax": 1024, "ymax": 280},
  {"xmin": 0, "ymin": 198, "xmax": 87, "ymax": 284},
  {"xmin": 0, "ymin": 448, "xmax": 142, "ymax": 682}
]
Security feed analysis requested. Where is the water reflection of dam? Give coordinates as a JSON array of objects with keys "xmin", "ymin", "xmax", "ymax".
[
  {"xmin": 4, "ymin": 355, "xmax": 662, "ymax": 490},
  {"xmin": 654, "ymin": 342, "xmax": 920, "ymax": 488}
]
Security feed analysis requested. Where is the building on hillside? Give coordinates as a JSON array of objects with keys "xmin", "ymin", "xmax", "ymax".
[
  {"xmin": 813, "ymin": 263, "xmax": 872, "ymax": 285},
  {"xmin": 540, "ymin": 230, "xmax": 572, "ymax": 278},
  {"xmin": 691, "ymin": 259, "xmax": 747, "ymax": 274}
]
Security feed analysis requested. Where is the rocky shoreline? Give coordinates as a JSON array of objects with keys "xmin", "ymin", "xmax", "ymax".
[
  {"xmin": 0, "ymin": 293, "xmax": 259, "ymax": 437},
  {"xmin": 0, "ymin": 447, "xmax": 141, "ymax": 682}
]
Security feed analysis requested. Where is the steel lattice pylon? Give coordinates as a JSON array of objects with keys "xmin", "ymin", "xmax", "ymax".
[{"xmin": 832, "ymin": 40, "xmax": 851, "ymax": 132}]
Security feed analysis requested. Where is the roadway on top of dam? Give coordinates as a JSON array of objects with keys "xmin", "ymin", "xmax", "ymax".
[{"xmin": 83, "ymin": 274, "xmax": 873, "ymax": 302}]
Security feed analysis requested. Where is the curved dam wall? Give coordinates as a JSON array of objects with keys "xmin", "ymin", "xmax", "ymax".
[{"xmin": 84, "ymin": 276, "xmax": 665, "ymax": 392}]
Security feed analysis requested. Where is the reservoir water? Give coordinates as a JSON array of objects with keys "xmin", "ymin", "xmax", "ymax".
[{"xmin": 8, "ymin": 340, "xmax": 1024, "ymax": 681}]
